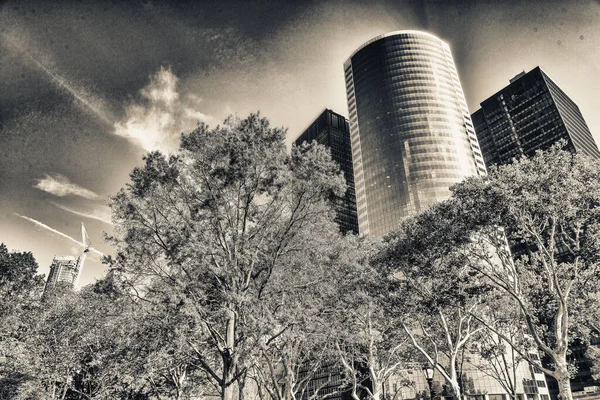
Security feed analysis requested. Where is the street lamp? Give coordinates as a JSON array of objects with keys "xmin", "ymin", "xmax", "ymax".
[{"xmin": 423, "ymin": 366, "xmax": 435, "ymax": 400}]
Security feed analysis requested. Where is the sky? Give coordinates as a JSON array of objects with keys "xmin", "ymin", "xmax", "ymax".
[{"xmin": 1, "ymin": 0, "xmax": 600, "ymax": 287}]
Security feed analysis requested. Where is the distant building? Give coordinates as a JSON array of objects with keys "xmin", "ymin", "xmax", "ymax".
[
  {"xmin": 295, "ymin": 109, "xmax": 359, "ymax": 234},
  {"xmin": 43, "ymin": 223, "xmax": 91, "ymax": 296},
  {"xmin": 43, "ymin": 255, "xmax": 81, "ymax": 295},
  {"xmin": 390, "ymin": 356, "xmax": 551, "ymax": 400},
  {"xmin": 471, "ymin": 67, "xmax": 600, "ymax": 168},
  {"xmin": 566, "ymin": 338, "xmax": 600, "ymax": 399},
  {"xmin": 344, "ymin": 30, "xmax": 486, "ymax": 237}
]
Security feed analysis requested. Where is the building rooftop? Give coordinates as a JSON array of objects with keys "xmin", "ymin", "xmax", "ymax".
[{"xmin": 344, "ymin": 30, "xmax": 449, "ymax": 66}]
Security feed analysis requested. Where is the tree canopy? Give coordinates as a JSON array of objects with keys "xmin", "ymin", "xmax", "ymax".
[
  {"xmin": 107, "ymin": 113, "xmax": 354, "ymax": 400},
  {"xmin": 379, "ymin": 143, "xmax": 600, "ymax": 400},
  {"xmin": 3, "ymin": 120, "xmax": 600, "ymax": 400}
]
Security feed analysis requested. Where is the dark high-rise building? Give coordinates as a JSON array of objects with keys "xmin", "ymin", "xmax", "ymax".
[
  {"xmin": 344, "ymin": 30, "xmax": 486, "ymax": 237},
  {"xmin": 295, "ymin": 109, "xmax": 359, "ymax": 234},
  {"xmin": 472, "ymin": 67, "xmax": 600, "ymax": 168},
  {"xmin": 473, "ymin": 68, "xmax": 600, "ymax": 400}
]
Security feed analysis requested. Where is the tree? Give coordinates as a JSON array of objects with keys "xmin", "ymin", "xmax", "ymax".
[
  {"xmin": 247, "ymin": 239, "xmax": 350, "ymax": 400},
  {"xmin": 586, "ymin": 344, "xmax": 600, "ymax": 382},
  {"xmin": 468, "ymin": 296, "xmax": 527, "ymax": 400},
  {"xmin": 248, "ymin": 280, "xmax": 339, "ymax": 400},
  {"xmin": 107, "ymin": 113, "xmax": 348, "ymax": 400},
  {"xmin": 104, "ymin": 284, "xmax": 216, "ymax": 400},
  {"xmin": 450, "ymin": 144, "xmax": 600, "ymax": 400},
  {"xmin": 378, "ymin": 201, "xmax": 492, "ymax": 400},
  {"xmin": 0, "ymin": 244, "xmax": 44, "ymax": 300},
  {"xmin": 10, "ymin": 290, "xmax": 93, "ymax": 400},
  {"xmin": 0, "ymin": 244, "xmax": 45, "ymax": 399},
  {"xmin": 331, "ymin": 236, "xmax": 413, "ymax": 400}
]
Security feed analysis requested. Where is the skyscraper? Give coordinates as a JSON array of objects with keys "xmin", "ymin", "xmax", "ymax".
[
  {"xmin": 43, "ymin": 255, "xmax": 82, "ymax": 295},
  {"xmin": 43, "ymin": 223, "xmax": 91, "ymax": 296},
  {"xmin": 295, "ymin": 109, "xmax": 359, "ymax": 234},
  {"xmin": 472, "ymin": 68, "xmax": 600, "ymax": 399},
  {"xmin": 471, "ymin": 67, "xmax": 600, "ymax": 168},
  {"xmin": 344, "ymin": 30, "xmax": 486, "ymax": 237}
]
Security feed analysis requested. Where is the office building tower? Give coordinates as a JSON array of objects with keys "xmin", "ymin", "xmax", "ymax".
[
  {"xmin": 343, "ymin": 30, "xmax": 549, "ymax": 400},
  {"xmin": 471, "ymin": 67, "xmax": 600, "ymax": 168},
  {"xmin": 344, "ymin": 30, "xmax": 486, "ymax": 237},
  {"xmin": 43, "ymin": 223, "xmax": 91, "ymax": 296},
  {"xmin": 43, "ymin": 255, "xmax": 81, "ymax": 295},
  {"xmin": 473, "ymin": 68, "xmax": 600, "ymax": 399},
  {"xmin": 295, "ymin": 109, "xmax": 359, "ymax": 234}
]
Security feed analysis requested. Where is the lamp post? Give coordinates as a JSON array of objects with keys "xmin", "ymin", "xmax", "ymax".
[{"xmin": 423, "ymin": 366, "xmax": 435, "ymax": 400}]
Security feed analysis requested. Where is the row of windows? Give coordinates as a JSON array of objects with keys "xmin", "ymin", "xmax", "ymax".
[
  {"xmin": 362, "ymin": 83, "xmax": 463, "ymax": 103},
  {"xmin": 384, "ymin": 62, "xmax": 461, "ymax": 87},
  {"xmin": 377, "ymin": 48, "xmax": 451, "ymax": 64},
  {"xmin": 359, "ymin": 135, "xmax": 473, "ymax": 155},
  {"xmin": 548, "ymin": 82, "xmax": 600, "ymax": 157},
  {"xmin": 378, "ymin": 59, "xmax": 455, "ymax": 75},
  {"xmin": 357, "ymin": 108, "xmax": 468, "ymax": 129},
  {"xmin": 349, "ymin": 34, "xmax": 445, "ymax": 63},
  {"xmin": 353, "ymin": 41, "xmax": 448, "ymax": 62},
  {"xmin": 351, "ymin": 60, "xmax": 457, "ymax": 82},
  {"xmin": 382, "ymin": 64, "xmax": 455, "ymax": 80}
]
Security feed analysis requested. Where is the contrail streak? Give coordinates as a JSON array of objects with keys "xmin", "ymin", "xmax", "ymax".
[
  {"xmin": 15, "ymin": 214, "xmax": 105, "ymax": 257},
  {"xmin": 1, "ymin": 34, "xmax": 113, "ymax": 125},
  {"xmin": 50, "ymin": 201, "xmax": 113, "ymax": 225}
]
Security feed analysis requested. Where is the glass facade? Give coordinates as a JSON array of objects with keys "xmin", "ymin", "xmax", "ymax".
[
  {"xmin": 295, "ymin": 109, "xmax": 359, "ymax": 234},
  {"xmin": 471, "ymin": 67, "xmax": 600, "ymax": 168},
  {"xmin": 345, "ymin": 31, "xmax": 486, "ymax": 237}
]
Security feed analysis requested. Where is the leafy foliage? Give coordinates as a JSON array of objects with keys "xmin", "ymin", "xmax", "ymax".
[
  {"xmin": 107, "ymin": 113, "xmax": 349, "ymax": 400},
  {"xmin": 377, "ymin": 201, "xmax": 495, "ymax": 400},
  {"xmin": 450, "ymin": 143, "xmax": 600, "ymax": 400},
  {"xmin": 0, "ymin": 244, "xmax": 45, "ymax": 399}
]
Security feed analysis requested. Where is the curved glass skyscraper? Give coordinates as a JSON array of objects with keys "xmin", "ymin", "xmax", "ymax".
[{"xmin": 345, "ymin": 30, "xmax": 487, "ymax": 237}]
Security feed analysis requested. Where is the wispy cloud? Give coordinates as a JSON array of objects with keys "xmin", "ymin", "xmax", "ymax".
[
  {"xmin": 1, "ymin": 32, "xmax": 113, "ymax": 125},
  {"xmin": 50, "ymin": 202, "xmax": 113, "ymax": 225},
  {"xmin": 15, "ymin": 214, "xmax": 104, "ymax": 257},
  {"xmin": 34, "ymin": 174, "xmax": 99, "ymax": 199},
  {"xmin": 114, "ymin": 67, "xmax": 211, "ymax": 153}
]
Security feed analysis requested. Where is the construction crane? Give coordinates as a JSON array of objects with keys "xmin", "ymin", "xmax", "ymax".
[{"xmin": 74, "ymin": 222, "xmax": 91, "ymax": 288}]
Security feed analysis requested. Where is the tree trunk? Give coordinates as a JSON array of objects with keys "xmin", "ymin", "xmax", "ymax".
[
  {"xmin": 449, "ymin": 381, "xmax": 462, "ymax": 400},
  {"xmin": 556, "ymin": 370, "xmax": 573, "ymax": 400},
  {"xmin": 222, "ymin": 309, "xmax": 237, "ymax": 400},
  {"xmin": 450, "ymin": 356, "xmax": 462, "ymax": 400},
  {"xmin": 368, "ymin": 358, "xmax": 380, "ymax": 400},
  {"xmin": 238, "ymin": 370, "xmax": 246, "ymax": 400},
  {"xmin": 371, "ymin": 385, "xmax": 381, "ymax": 400},
  {"xmin": 368, "ymin": 366, "xmax": 380, "ymax": 400},
  {"xmin": 285, "ymin": 371, "xmax": 295, "ymax": 400}
]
